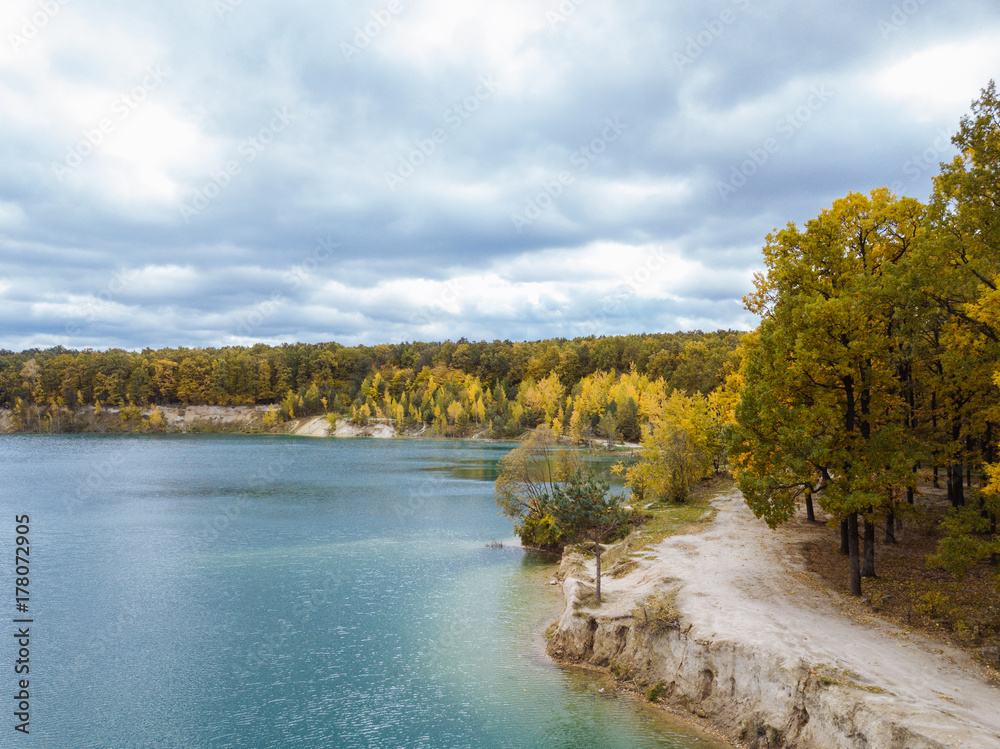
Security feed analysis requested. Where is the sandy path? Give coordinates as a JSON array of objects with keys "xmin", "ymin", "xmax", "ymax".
[{"xmin": 639, "ymin": 488, "xmax": 1000, "ymax": 747}]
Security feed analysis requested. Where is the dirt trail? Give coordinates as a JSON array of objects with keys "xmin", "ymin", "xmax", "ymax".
[{"xmin": 643, "ymin": 488, "xmax": 1000, "ymax": 747}]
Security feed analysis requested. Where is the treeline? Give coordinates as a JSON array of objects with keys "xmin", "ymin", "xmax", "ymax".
[
  {"xmin": 726, "ymin": 81, "xmax": 1000, "ymax": 595},
  {"xmin": 1, "ymin": 330, "xmax": 743, "ymax": 438}
]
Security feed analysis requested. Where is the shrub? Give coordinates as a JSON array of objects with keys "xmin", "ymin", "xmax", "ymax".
[{"xmin": 645, "ymin": 681, "xmax": 667, "ymax": 702}]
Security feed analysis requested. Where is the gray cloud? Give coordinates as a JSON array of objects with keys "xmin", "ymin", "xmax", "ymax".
[{"xmin": 1, "ymin": 0, "xmax": 998, "ymax": 351}]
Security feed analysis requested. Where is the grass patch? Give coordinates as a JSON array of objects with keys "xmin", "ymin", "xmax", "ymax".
[
  {"xmin": 609, "ymin": 663, "xmax": 634, "ymax": 681},
  {"xmin": 630, "ymin": 474, "xmax": 731, "ymax": 551},
  {"xmin": 608, "ymin": 558, "xmax": 640, "ymax": 578},
  {"xmin": 602, "ymin": 530, "xmax": 649, "ymax": 576},
  {"xmin": 739, "ymin": 720, "xmax": 783, "ymax": 745},
  {"xmin": 631, "ymin": 590, "xmax": 680, "ymax": 632},
  {"xmin": 810, "ymin": 664, "xmax": 888, "ymax": 694}
]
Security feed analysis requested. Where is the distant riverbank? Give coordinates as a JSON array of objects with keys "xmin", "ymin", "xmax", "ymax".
[
  {"xmin": 0, "ymin": 405, "xmax": 641, "ymax": 454},
  {"xmin": 0, "ymin": 405, "xmax": 442, "ymax": 439}
]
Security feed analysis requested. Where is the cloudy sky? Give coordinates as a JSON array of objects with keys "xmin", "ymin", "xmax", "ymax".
[{"xmin": 1, "ymin": 0, "xmax": 998, "ymax": 351}]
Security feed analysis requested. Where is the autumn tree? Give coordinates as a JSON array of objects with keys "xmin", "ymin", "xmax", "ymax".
[
  {"xmin": 519, "ymin": 373, "xmax": 565, "ymax": 429},
  {"xmin": 543, "ymin": 471, "xmax": 630, "ymax": 605},
  {"xmin": 920, "ymin": 81, "xmax": 1000, "ymax": 571},
  {"xmin": 494, "ymin": 427, "xmax": 580, "ymax": 550},
  {"xmin": 620, "ymin": 390, "xmax": 717, "ymax": 503},
  {"xmin": 19, "ymin": 358, "xmax": 42, "ymax": 429},
  {"xmin": 730, "ymin": 189, "xmax": 925, "ymax": 595},
  {"xmin": 151, "ymin": 359, "xmax": 178, "ymax": 404}
]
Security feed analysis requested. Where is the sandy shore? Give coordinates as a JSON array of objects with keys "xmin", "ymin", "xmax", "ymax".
[{"xmin": 549, "ymin": 488, "xmax": 1000, "ymax": 747}]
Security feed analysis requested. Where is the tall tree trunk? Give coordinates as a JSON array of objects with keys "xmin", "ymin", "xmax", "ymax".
[
  {"xmin": 992, "ymin": 513, "xmax": 998, "ymax": 567},
  {"xmin": 885, "ymin": 507, "xmax": 896, "ymax": 544},
  {"xmin": 840, "ymin": 519, "xmax": 850, "ymax": 555},
  {"xmin": 805, "ymin": 487, "xmax": 815, "ymax": 522},
  {"xmin": 949, "ymin": 418, "xmax": 965, "ymax": 507},
  {"xmin": 932, "ymin": 391, "xmax": 940, "ymax": 488},
  {"xmin": 949, "ymin": 463, "xmax": 965, "ymax": 507},
  {"xmin": 848, "ymin": 512, "xmax": 862, "ymax": 596},
  {"xmin": 862, "ymin": 514, "xmax": 876, "ymax": 578}
]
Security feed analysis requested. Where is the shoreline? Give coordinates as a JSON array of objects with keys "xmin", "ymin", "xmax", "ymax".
[
  {"xmin": 553, "ymin": 658, "xmax": 744, "ymax": 748},
  {"xmin": 520, "ymin": 546, "xmax": 739, "ymax": 748},
  {"xmin": 0, "ymin": 405, "xmax": 468, "ymax": 439},
  {"xmin": 543, "ymin": 488, "xmax": 1000, "ymax": 749},
  {"xmin": 0, "ymin": 406, "xmax": 640, "ymax": 455}
]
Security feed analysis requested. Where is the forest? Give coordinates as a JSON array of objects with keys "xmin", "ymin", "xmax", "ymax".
[
  {"xmin": 726, "ymin": 82, "xmax": 1000, "ymax": 601},
  {"xmin": 0, "ymin": 328, "xmax": 740, "ymax": 447}
]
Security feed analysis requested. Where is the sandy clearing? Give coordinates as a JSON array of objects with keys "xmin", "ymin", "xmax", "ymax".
[
  {"xmin": 606, "ymin": 488, "xmax": 1000, "ymax": 747},
  {"xmin": 293, "ymin": 415, "xmax": 332, "ymax": 437},
  {"xmin": 330, "ymin": 418, "xmax": 397, "ymax": 438}
]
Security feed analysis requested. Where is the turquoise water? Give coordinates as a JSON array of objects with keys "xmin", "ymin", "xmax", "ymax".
[{"xmin": 0, "ymin": 435, "xmax": 725, "ymax": 748}]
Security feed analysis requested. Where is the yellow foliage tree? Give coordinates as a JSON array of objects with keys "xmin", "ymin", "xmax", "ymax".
[
  {"xmin": 519, "ymin": 373, "xmax": 565, "ymax": 427},
  {"xmin": 494, "ymin": 427, "xmax": 581, "ymax": 549},
  {"xmin": 619, "ymin": 391, "xmax": 716, "ymax": 502},
  {"xmin": 147, "ymin": 405, "xmax": 166, "ymax": 432}
]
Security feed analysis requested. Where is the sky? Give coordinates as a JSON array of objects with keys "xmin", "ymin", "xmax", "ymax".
[{"xmin": 1, "ymin": 0, "xmax": 999, "ymax": 352}]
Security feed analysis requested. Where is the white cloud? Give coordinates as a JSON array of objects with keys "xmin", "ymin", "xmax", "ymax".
[
  {"xmin": 385, "ymin": 0, "xmax": 548, "ymax": 78},
  {"xmin": 0, "ymin": 200, "xmax": 26, "ymax": 229},
  {"xmin": 868, "ymin": 33, "xmax": 1000, "ymax": 122},
  {"xmin": 96, "ymin": 104, "xmax": 211, "ymax": 206}
]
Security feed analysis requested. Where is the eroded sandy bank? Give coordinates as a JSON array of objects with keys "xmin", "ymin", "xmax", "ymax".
[
  {"xmin": 547, "ymin": 488, "xmax": 1000, "ymax": 748},
  {"xmin": 0, "ymin": 406, "xmax": 402, "ymax": 438}
]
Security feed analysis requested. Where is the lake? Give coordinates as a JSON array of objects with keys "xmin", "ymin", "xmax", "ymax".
[{"xmin": 0, "ymin": 435, "xmax": 726, "ymax": 748}]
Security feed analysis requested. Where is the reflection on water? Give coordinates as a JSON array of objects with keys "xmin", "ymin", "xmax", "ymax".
[{"xmin": 0, "ymin": 435, "xmax": 727, "ymax": 749}]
